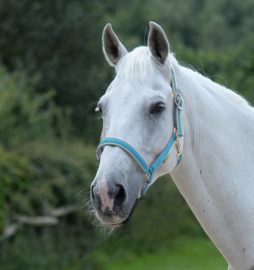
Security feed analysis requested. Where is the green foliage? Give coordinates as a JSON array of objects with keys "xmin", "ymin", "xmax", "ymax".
[
  {"xmin": 0, "ymin": 146, "xmax": 31, "ymax": 232},
  {"xmin": 0, "ymin": 0, "xmax": 110, "ymax": 139},
  {"xmin": 1, "ymin": 142, "xmax": 100, "ymax": 270},
  {"xmin": 0, "ymin": 65, "xmax": 70, "ymax": 149},
  {"xmin": 198, "ymin": 0, "xmax": 254, "ymax": 49},
  {"xmin": 0, "ymin": 65, "xmax": 102, "ymax": 270},
  {"xmin": 0, "ymin": 64, "xmax": 71, "ymax": 233},
  {"xmin": 105, "ymin": 0, "xmax": 254, "ymax": 50},
  {"xmin": 79, "ymin": 237, "xmax": 227, "ymax": 270},
  {"xmin": 16, "ymin": 141, "xmax": 96, "ymax": 215}
]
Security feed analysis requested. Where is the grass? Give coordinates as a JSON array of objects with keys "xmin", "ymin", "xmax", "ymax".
[{"xmin": 75, "ymin": 236, "xmax": 227, "ymax": 270}]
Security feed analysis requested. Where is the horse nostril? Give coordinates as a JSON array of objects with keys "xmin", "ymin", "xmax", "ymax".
[{"xmin": 114, "ymin": 185, "xmax": 126, "ymax": 206}]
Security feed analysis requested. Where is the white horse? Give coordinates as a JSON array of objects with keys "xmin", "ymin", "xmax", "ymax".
[{"xmin": 90, "ymin": 22, "xmax": 254, "ymax": 270}]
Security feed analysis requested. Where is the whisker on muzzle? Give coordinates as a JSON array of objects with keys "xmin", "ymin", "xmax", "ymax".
[{"xmin": 81, "ymin": 193, "xmax": 117, "ymax": 237}]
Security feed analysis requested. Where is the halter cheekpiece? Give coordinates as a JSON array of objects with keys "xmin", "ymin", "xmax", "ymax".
[{"xmin": 96, "ymin": 65, "xmax": 184, "ymax": 196}]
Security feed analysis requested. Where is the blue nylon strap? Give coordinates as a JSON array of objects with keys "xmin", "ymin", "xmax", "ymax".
[
  {"xmin": 96, "ymin": 134, "xmax": 177, "ymax": 195},
  {"xmin": 96, "ymin": 138, "xmax": 150, "ymax": 174},
  {"xmin": 149, "ymin": 133, "xmax": 176, "ymax": 173},
  {"xmin": 176, "ymin": 95, "xmax": 183, "ymax": 136},
  {"xmin": 176, "ymin": 153, "xmax": 183, "ymax": 167}
]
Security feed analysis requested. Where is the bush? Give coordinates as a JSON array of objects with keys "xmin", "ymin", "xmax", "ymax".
[
  {"xmin": 0, "ymin": 64, "xmax": 105, "ymax": 270},
  {"xmin": 0, "ymin": 65, "xmax": 70, "ymax": 149},
  {"xmin": 0, "ymin": 146, "xmax": 31, "ymax": 232}
]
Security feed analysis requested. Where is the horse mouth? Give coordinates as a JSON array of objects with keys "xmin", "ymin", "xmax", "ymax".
[{"xmin": 106, "ymin": 199, "xmax": 139, "ymax": 227}]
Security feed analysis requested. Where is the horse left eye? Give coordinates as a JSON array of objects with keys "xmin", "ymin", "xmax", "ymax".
[{"xmin": 150, "ymin": 103, "xmax": 165, "ymax": 114}]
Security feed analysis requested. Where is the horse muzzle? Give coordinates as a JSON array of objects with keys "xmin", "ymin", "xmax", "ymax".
[{"xmin": 90, "ymin": 172, "xmax": 139, "ymax": 226}]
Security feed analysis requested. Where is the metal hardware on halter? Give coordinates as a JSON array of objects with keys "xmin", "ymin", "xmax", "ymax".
[
  {"xmin": 145, "ymin": 169, "xmax": 153, "ymax": 182},
  {"xmin": 175, "ymin": 93, "xmax": 184, "ymax": 111},
  {"xmin": 176, "ymin": 135, "xmax": 182, "ymax": 161},
  {"xmin": 163, "ymin": 153, "xmax": 169, "ymax": 163},
  {"xmin": 173, "ymin": 127, "xmax": 183, "ymax": 162},
  {"xmin": 96, "ymin": 65, "xmax": 184, "ymax": 196}
]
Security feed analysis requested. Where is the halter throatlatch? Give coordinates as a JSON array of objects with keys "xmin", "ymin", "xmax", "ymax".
[{"xmin": 96, "ymin": 65, "xmax": 184, "ymax": 196}]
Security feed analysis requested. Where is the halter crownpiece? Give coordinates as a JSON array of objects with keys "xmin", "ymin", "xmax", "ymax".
[{"xmin": 96, "ymin": 65, "xmax": 184, "ymax": 196}]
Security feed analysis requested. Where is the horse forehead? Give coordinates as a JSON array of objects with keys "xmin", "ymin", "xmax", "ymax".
[{"xmin": 108, "ymin": 74, "xmax": 169, "ymax": 102}]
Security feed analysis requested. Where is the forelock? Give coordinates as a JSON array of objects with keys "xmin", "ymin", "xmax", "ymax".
[{"xmin": 116, "ymin": 47, "xmax": 163, "ymax": 80}]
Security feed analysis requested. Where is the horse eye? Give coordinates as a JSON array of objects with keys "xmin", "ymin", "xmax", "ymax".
[
  {"xmin": 96, "ymin": 105, "xmax": 103, "ymax": 114},
  {"xmin": 150, "ymin": 103, "xmax": 165, "ymax": 114}
]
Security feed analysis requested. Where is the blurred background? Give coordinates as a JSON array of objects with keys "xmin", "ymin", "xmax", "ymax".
[{"xmin": 0, "ymin": 0, "xmax": 254, "ymax": 269}]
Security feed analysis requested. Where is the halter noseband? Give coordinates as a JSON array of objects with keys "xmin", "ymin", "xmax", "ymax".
[{"xmin": 96, "ymin": 65, "xmax": 184, "ymax": 196}]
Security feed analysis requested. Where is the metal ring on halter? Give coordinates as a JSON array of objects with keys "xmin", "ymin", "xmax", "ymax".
[{"xmin": 175, "ymin": 93, "xmax": 184, "ymax": 111}]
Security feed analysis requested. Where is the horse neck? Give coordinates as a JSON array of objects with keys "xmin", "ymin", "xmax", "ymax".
[{"xmin": 170, "ymin": 66, "xmax": 254, "ymax": 269}]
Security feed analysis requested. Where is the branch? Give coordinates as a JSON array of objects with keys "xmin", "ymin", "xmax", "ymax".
[
  {"xmin": 0, "ymin": 223, "xmax": 20, "ymax": 242},
  {"xmin": 15, "ymin": 215, "xmax": 58, "ymax": 226},
  {"xmin": 50, "ymin": 206, "xmax": 77, "ymax": 217},
  {"xmin": 0, "ymin": 205, "xmax": 77, "ymax": 241}
]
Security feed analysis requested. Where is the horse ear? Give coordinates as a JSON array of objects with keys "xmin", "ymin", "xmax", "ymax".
[
  {"xmin": 102, "ymin": 24, "xmax": 128, "ymax": 67},
  {"xmin": 148, "ymin": 22, "xmax": 170, "ymax": 64}
]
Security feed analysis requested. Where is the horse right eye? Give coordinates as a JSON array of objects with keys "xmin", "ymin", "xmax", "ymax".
[{"xmin": 150, "ymin": 102, "xmax": 165, "ymax": 114}]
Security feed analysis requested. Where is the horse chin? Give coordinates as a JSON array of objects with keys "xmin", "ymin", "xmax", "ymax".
[{"xmin": 104, "ymin": 222, "xmax": 123, "ymax": 228}]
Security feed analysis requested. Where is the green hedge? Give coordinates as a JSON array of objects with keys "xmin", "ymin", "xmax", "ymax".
[
  {"xmin": 0, "ymin": 65, "xmax": 70, "ymax": 149},
  {"xmin": 0, "ymin": 146, "xmax": 31, "ymax": 232}
]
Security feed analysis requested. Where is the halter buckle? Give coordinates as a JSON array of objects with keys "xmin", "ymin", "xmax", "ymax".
[{"xmin": 176, "ymin": 135, "xmax": 182, "ymax": 161}]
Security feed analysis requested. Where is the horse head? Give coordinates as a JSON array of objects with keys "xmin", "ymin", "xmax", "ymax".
[{"xmin": 90, "ymin": 22, "xmax": 184, "ymax": 227}]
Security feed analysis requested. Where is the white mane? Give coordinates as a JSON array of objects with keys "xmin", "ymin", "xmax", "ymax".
[
  {"xmin": 116, "ymin": 46, "xmax": 251, "ymax": 111},
  {"xmin": 183, "ymin": 66, "xmax": 251, "ymax": 110}
]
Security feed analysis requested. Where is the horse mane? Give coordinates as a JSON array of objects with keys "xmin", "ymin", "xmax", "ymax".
[
  {"xmin": 116, "ymin": 46, "xmax": 251, "ymax": 111},
  {"xmin": 183, "ymin": 66, "xmax": 251, "ymax": 110}
]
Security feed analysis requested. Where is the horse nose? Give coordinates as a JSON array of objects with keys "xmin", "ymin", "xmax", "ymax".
[{"xmin": 91, "ymin": 180, "xmax": 126, "ymax": 211}]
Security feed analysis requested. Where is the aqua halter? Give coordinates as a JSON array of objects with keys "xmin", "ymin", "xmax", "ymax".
[{"xmin": 96, "ymin": 65, "xmax": 184, "ymax": 196}]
